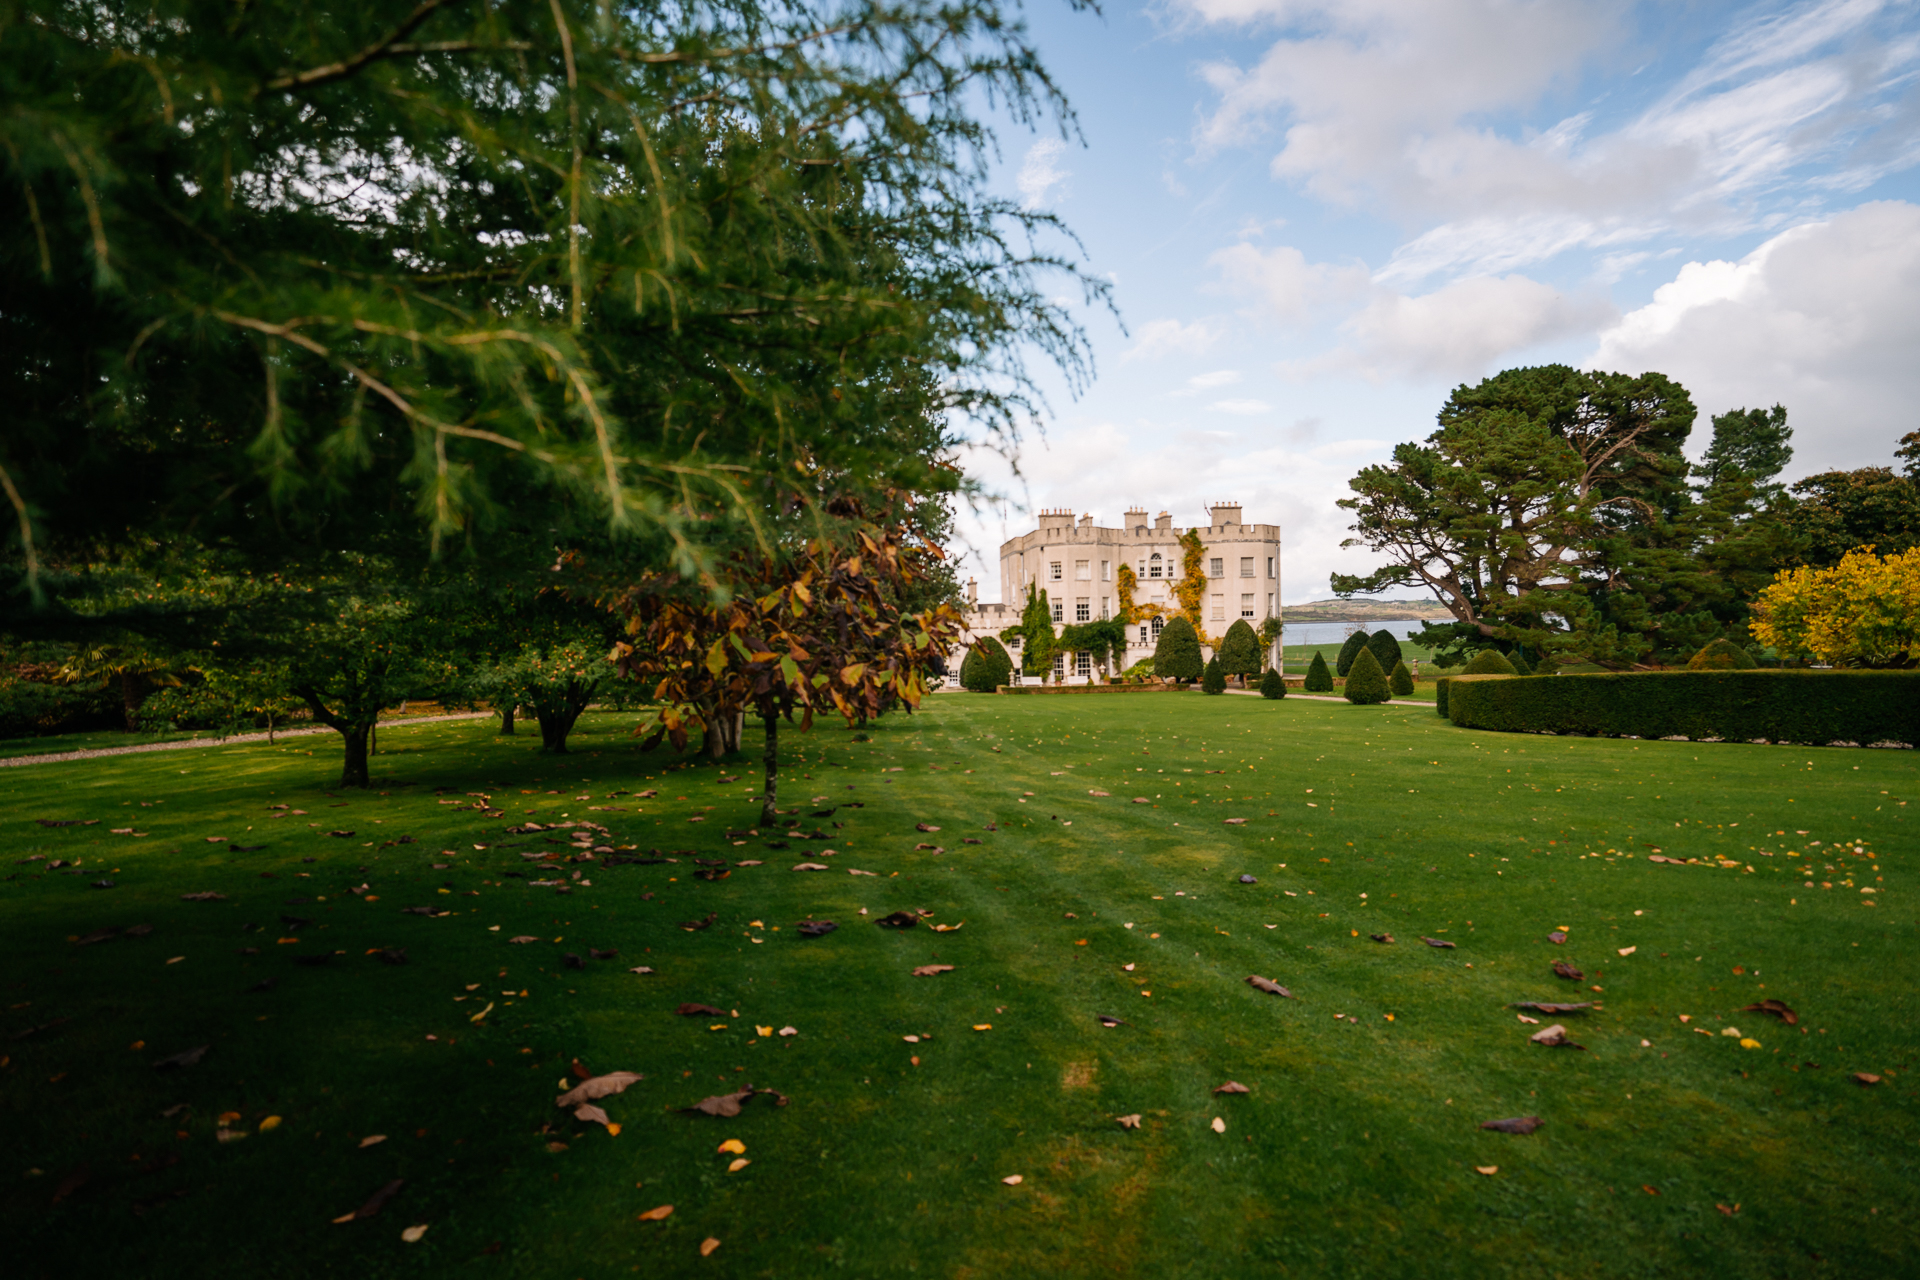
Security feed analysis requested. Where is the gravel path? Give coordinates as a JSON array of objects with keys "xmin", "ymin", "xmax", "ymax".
[{"xmin": 0, "ymin": 712, "xmax": 494, "ymax": 770}]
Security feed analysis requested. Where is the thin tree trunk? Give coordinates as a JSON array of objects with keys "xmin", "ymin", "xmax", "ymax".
[
  {"xmin": 121, "ymin": 671, "xmax": 138, "ymax": 732},
  {"xmin": 758, "ymin": 711, "xmax": 778, "ymax": 829},
  {"xmin": 499, "ymin": 705, "xmax": 516, "ymax": 735}
]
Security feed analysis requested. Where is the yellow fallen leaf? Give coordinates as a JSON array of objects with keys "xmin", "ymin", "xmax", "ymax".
[
  {"xmin": 1117, "ymin": 1114, "xmax": 1142, "ymax": 1129},
  {"xmin": 218, "ymin": 1111, "xmax": 242, "ymax": 1126},
  {"xmin": 608, "ymin": 1123, "xmax": 622, "ymax": 1136},
  {"xmin": 1740, "ymin": 1038, "xmax": 1762, "ymax": 1049},
  {"xmin": 331, "ymin": 1213, "xmax": 357, "ymax": 1224},
  {"xmin": 1001, "ymin": 1175, "xmax": 1023, "ymax": 1185},
  {"xmin": 1618, "ymin": 946, "xmax": 1637, "ymax": 956},
  {"xmin": 700, "ymin": 1238, "xmax": 722, "ymax": 1257},
  {"xmin": 637, "ymin": 1204, "xmax": 674, "ymax": 1221},
  {"xmin": 1476, "ymin": 1166, "xmax": 1498, "ymax": 1176},
  {"xmin": 755, "ymin": 1025, "xmax": 773, "ymax": 1037},
  {"xmin": 1210, "ymin": 1117, "xmax": 1227, "ymax": 1133},
  {"xmin": 469, "ymin": 1001, "xmax": 494, "ymax": 1022},
  {"xmin": 973, "ymin": 1024, "xmax": 992, "ymax": 1031},
  {"xmin": 359, "ymin": 1134, "xmax": 387, "ymax": 1148},
  {"xmin": 728, "ymin": 1158, "xmax": 749, "ymax": 1172},
  {"xmin": 401, "ymin": 1225, "xmax": 429, "ymax": 1243},
  {"xmin": 718, "ymin": 1138, "xmax": 746, "ymax": 1155},
  {"xmin": 259, "ymin": 1116, "xmax": 282, "ymax": 1132},
  {"xmin": 708, "ymin": 1023, "xmax": 728, "ymax": 1031}
]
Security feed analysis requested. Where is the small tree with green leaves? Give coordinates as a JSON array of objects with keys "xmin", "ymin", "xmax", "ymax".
[
  {"xmin": 1153, "ymin": 616, "xmax": 1204, "ymax": 683},
  {"xmin": 1017, "ymin": 584, "xmax": 1058, "ymax": 679},
  {"xmin": 481, "ymin": 642, "xmax": 609, "ymax": 753},
  {"xmin": 1366, "ymin": 630, "xmax": 1403, "ymax": 677},
  {"xmin": 1389, "ymin": 659, "xmax": 1414, "ymax": 697},
  {"xmin": 1344, "ymin": 646, "xmax": 1391, "ymax": 704},
  {"xmin": 1218, "ymin": 619, "xmax": 1262, "ymax": 683},
  {"xmin": 1304, "ymin": 651, "xmax": 1334, "ymax": 691},
  {"xmin": 1202, "ymin": 654, "xmax": 1226, "ymax": 694},
  {"xmin": 1335, "ymin": 632, "xmax": 1370, "ymax": 677},
  {"xmin": 287, "ymin": 598, "xmax": 426, "ymax": 789},
  {"xmin": 1259, "ymin": 666, "xmax": 1286, "ymax": 699}
]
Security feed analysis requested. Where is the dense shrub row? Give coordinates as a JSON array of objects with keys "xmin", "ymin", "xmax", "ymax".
[{"xmin": 1445, "ymin": 670, "xmax": 1920, "ymax": 745}]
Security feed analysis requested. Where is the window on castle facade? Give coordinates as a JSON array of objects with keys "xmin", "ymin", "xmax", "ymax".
[
  {"xmin": 1075, "ymin": 560, "xmax": 1090, "ymax": 581},
  {"xmin": 1240, "ymin": 557, "xmax": 1254, "ymax": 577},
  {"xmin": 1210, "ymin": 558, "xmax": 1223, "ymax": 577},
  {"xmin": 1051, "ymin": 600, "xmax": 1063, "ymax": 623},
  {"xmin": 1049, "ymin": 561, "xmax": 1062, "ymax": 581},
  {"xmin": 1075, "ymin": 598, "xmax": 1090, "ymax": 622},
  {"xmin": 1240, "ymin": 593, "xmax": 1254, "ymax": 618},
  {"xmin": 1211, "ymin": 594, "xmax": 1224, "ymax": 620}
]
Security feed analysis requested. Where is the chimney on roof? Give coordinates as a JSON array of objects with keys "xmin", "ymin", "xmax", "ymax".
[
  {"xmin": 1209, "ymin": 500, "xmax": 1242, "ymax": 527},
  {"xmin": 1154, "ymin": 510, "xmax": 1173, "ymax": 531},
  {"xmin": 1078, "ymin": 513, "xmax": 1094, "ymax": 530},
  {"xmin": 967, "ymin": 576, "xmax": 978, "ymax": 609}
]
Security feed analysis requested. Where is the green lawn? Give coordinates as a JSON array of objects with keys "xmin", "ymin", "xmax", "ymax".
[{"xmin": 2, "ymin": 696, "xmax": 1915, "ymax": 1277}]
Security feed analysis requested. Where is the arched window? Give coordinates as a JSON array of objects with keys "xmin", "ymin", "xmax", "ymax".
[{"xmin": 1148, "ymin": 552, "xmax": 1163, "ymax": 579}]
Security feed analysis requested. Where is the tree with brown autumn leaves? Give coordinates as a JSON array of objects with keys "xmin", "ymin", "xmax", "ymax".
[{"xmin": 610, "ymin": 510, "xmax": 960, "ymax": 827}]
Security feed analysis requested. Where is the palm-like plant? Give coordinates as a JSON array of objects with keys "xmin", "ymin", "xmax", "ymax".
[{"xmin": 56, "ymin": 644, "xmax": 181, "ymax": 731}]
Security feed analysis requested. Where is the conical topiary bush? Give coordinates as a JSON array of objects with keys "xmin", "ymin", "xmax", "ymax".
[
  {"xmin": 1367, "ymin": 629, "xmax": 1403, "ymax": 676},
  {"xmin": 1304, "ymin": 651, "xmax": 1334, "ymax": 692},
  {"xmin": 1689, "ymin": 637, "xmax": 1757, "ymax": 670},
  {"xmin": 1218, "ymin": 619, "xmax": 1262, "ymax": 682},
  {"xmin": 1344, "ymin": 646, "xmax": 1391, "ymax": 704},
  {"xmin": 1389, "ymin": 658, "xmax": 1414, "ymax": 697},
  {"xmin": 1463, "ymin": 648, "xmax": 1518, "ymax": 676},
  {"xmin": 1509, "ymin": 648, "xmax": 1533, "ymax": 675},
  {"xmin": 1335, "ymin": 631, "xmax": 1369, "ymax": 677},
  {"xmin": 1259, "ymin": 666, "xmax": 1286, "ymax": 699},
  {"xmin": 1201, "ymin": 654, "xmax": 1226, "ymax": 695},
  {"xmin": 1153, "ymin": 615, "xmax": 1204, "ymax": 683}
]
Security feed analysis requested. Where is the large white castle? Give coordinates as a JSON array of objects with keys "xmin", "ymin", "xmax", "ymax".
[{"xmin": 958, "ymin": 502, "xmax": 1281, "ymax": 682}]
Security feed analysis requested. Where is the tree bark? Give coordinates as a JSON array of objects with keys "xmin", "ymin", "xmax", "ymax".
[
  {"xmin": 121, "ymin": 671, "xmax": 139, "ymax": 732},
  {"xmin": 758, "ymin": 710, "xmax": 778, "ymax": 829},
  {"xmin": 499, "ymin": 705, "xmax": 516, "ymax": 735},
  {"xmin": 538, "ymin": 707, "xmax": 583, "ymax": 753},
  {"xmin": 338, "ymin": 723, "xmax": 373, "ymax": 788}
]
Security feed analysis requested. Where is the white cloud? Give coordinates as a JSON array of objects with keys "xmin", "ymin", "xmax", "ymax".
[
  {"xmin": 1017, "ymin": 138, "xmax": 1070, "ymax": 208},
  {"xmin": 1186, "ymin": 369, "xmax": 1242, "ymax": 389},
  {"xmin": 1122, "ymin": 318, "xmax": 1218, "ymax": 361},
  {"xmin": 1177, "ymin": 0, "xmax": 1920, "ymax": 281},
  {"xmin": 1208, "ymin": 242, "xmax": 1370, "ymax": 321},
  {"xmin": 1210, "ymin": 398, "xmax": 1273, "ymax": 414},
  {"xmin": 1588, "ymin": 199, "xmax": 1920, "ymax": 473}
]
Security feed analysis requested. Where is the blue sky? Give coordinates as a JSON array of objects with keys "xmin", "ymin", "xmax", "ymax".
[{"xmin": 951, "ymin": 0, "xmax": 1920, "ymax": 606}]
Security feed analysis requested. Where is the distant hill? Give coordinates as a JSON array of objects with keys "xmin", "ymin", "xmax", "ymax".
[{"xmin": 1283, "ymin": 598, "xmax": 1452, "ymax": 623}]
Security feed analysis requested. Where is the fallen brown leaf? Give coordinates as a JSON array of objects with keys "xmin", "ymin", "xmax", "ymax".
[
  {"xmin": 1245, "ymin": 974, "xmax": 1293, "ymax": 997},
  {"xmin": 1097, "ymin": 1015, "xmax": 1126, "ymax": 1027},
  {"xmin": 1213, "ymin": 1081, "xmax": 1251, "ymax": 1095},
  {"xmin": 1529, "ymin": 1024, "xmax": 1586, "ymax": 1050},
  {"xmin": 1370, "ymin": 933, "xmax": 1395, "ymax": 944},
  {"xmin": 676, "ymin": 1003, "xmax": 727, "ymax": 1017},
  {"xmin": 339, "ymin": 1178, "xmax": 404, "ymax": 1222},
  {"xmin": 1475, "ymin": 1165, "xmax": 1498, "ymax": 1176},
  {"xmin": 679, "ymin": 913, "xmax": 718, "ymax": 930},
  {"xmin": 557, "ymin": 1072, "xmax": 643, "ymax": 1107},
  {"xmin": 1552, "ymin": 961, "xmax": 1585, "ymax": 981},
  {"xmin": 1116, "ymin": 1114, "xmax": 1142, "ymax": 1129},
  {"xmin": 637, "ymin": 1204, "xmax": 673, "ymax": 1222},
  {"xmin": 1421, "ymin": 937, "xmax": 1456, "ymax": 949},
  {"xmin": 875, "ymin": 911, "xmax": 918, "ymax": 929},
  {"xmin": 1743, "ymin": 998, "xmax": 1799, "ymax": 1025},
  {"xmin": 797, "ymin": 920, "xmax": 837, "ymax": 937},
  {"xmin": 915, "ymin": 823, "xmax": 940, "ymax": 832},
  {"xmin": 1510, "ymin": 1001, "xmax": 1593, "ymax": 1014},
  {"xmin": 1478, "ymin": 1116, "xmax": 1542, "ymax": 1134},
  {"xmin": 912, "ymin": 964, "xmax": 954, "ymax": 977},
  {"xmin": 179, "ymin": 892, "xmax": 227, "ymax": 902},
  {"xmin": 1854, "ymin": 1072, "xmax": 1882, "ymax": 1086},
  {"xmin": 509, "ymin": 935, "xmax": 538, "ymax": 944},
  {"xmin": 700, "ymin": 1238, "xmax": 722, "ymax": 1257},
  {"xmin": 572, "ymin": 1103, "xmax": 613, "ymax": 1128},
  {"xmin": 1548, "ymin": 930, "xmax": 1567, "ymax": 944},
  {"xmin": 628, "ymin": 966, "xmax": 656, "ymax": 975}
]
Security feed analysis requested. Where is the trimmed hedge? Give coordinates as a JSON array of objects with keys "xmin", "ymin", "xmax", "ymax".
[
  {"xmin": 1435, "ymin": 676, "xmax": 1451, "ymax": 717},
  {"xmin": 1201, "ymin": 655, "xmax": 1226, "ymax": 695},
  {"xmin": 1259, "ymin": 667, "xmax": 1286, "ymax": 699},
  {"xmin": 1366, "ymin": 629, "xmax": 1403, "ymax": 677},
  {"xmin": 1154, "ymin": 616, "xmax": 1204, "ymax": 683},
  {"xmin": 1304, "ymin": 651, "xmax": 1334, "ymax": 692},
  {"xmin": 1445, "ymin": 670, "xmax": 1920, "ymax": 745},
  {"xmin": 1689, "ymin": 638, "xmax": 1757, "ymax": 670}
]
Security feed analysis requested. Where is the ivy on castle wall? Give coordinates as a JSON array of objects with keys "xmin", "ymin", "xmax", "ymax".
[
  {"xmin": 1174, "ymin": 528, "xmax": 1209, "ymax": 644},
  {"xmin": 1116, "ymin": 562, "xmax": 1165, "ymax": 627}
]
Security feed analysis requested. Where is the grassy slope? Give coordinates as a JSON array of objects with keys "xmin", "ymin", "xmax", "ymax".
[{"xmin": 1, "ymin": 701, "xmax": 1915, "ymax": 1278}]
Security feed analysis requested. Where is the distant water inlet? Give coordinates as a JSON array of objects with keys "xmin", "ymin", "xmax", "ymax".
[{"xmin": 1279, "ymin": 619, "xmax": 1445, "ymax": 648}]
